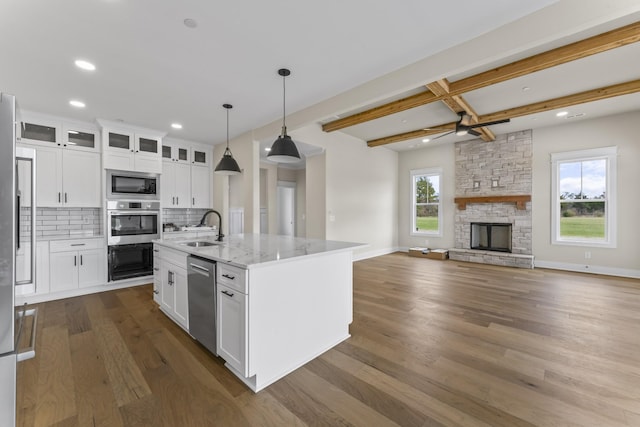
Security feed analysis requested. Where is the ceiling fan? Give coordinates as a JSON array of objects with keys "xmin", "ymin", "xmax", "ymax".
[{"xmin": 428, "ymin": 112, "xmax": 510, "ymax": 140}]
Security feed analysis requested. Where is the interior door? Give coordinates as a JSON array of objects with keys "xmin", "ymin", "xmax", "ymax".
[{"xmin": 277, "ymin": 183, "xmax": 295, "ymax": 236}]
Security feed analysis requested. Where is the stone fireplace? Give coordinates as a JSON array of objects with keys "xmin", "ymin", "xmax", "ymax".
[{"xmin": 449, "ymin": 130, "xmax": 534, "ymax": 268}]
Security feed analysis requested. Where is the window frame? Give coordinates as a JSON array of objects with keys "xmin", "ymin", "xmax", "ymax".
[
  {"xmin": 550, "ymin": 146, "xmax": 617, "ymax": 248},
  {"xmin": 410, "ymin": 167, "xmax": 443, "ymax": 237}
]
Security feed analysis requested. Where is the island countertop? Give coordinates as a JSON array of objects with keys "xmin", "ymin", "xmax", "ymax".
[{"xmin": 152, "ymin": 233, "xmax": 366, "ymax": 269}]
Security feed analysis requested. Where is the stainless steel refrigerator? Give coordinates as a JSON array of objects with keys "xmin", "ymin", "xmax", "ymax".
[{"xmin": 1, "ymin": 92, "xmax": 37, "ymax": 427}]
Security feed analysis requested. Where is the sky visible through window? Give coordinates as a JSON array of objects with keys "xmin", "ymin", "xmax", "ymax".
[{"xmin": 559, "ymin": 159, "xmax": 606, "ymax": 199}]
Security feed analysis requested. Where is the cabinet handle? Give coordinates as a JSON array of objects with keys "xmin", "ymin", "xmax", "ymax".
[
  {"xmin": 80, "ymin": 255, "xmax": 83, "ymax": 266},
  {"xmin": 222, "ymin": 290, "xmax": 235, "ymax": 297},
  {"xmin": 192, "ymin": 197, "xmax": 195, "ymax": 206},
  {"xmin": 176, "ymin": 196, "xmax": 179, "ymax": 204},
  {"xmin": 153, "ymin": 267, "xmax": 159, "ymax": 271},
  {"xmin": 131, "ymin": 149, "xmax": 134, "ymax": 152},
  {"xmin": 153, "ymin": 249, "xmax": 159, "ymax": 253},
  {"xmin": 70, "ymin": 243, "xmax": 86, "ymax": 246},
  {"xmin": 222, "ymin": 274, "xmax": 235, "ymax": 280},
  {"xmin": 74, "ymin": 255, "xmax": 77, "ymax": 266},
  {"xmin": 172, "ymin": 196, "xmax": 175, "ymax": 205},
  {"xmin": 64, "ymin": 193, "xmax": 68, "ymax": 203},
  {"xmin": 153, "ymin": 290, "xmax": 159, "ymax": 295},
  {"xmin": 58, "ymin": 192, "xmax": 61, "ymax": 203}
]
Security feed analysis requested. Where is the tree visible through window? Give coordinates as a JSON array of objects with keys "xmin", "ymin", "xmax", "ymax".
[
  {"xmin": 411, "ymin": 169, "xmax": 441, "ymax": 235},
  {"xmin": 551, "ymin": 147, "xmax": 616, "ymax": 247}
]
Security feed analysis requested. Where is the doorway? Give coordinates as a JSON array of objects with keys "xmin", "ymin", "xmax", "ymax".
[{"xmin": 277, "ymin": 181, "xmax": 296, "ymax": 236}]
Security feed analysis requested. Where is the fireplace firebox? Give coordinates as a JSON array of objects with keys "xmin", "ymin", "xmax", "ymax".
[{"xmin": 470, "ymin": 222, "xmax": 512, "ymax": 253}]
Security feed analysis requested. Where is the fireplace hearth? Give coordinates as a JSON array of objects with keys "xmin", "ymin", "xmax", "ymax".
[{"xmin": 471, "ymin": 222, "xmax": 512, "ymax": 253}]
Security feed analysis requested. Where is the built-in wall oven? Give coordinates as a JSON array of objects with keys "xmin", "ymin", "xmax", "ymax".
[
  {"xmin": 107, "ymin": 170, "xmax": 159, "ymax": 200},
  {"xmin": 107, "ymin": 200, "xmax": 160, "ymax": 281}
]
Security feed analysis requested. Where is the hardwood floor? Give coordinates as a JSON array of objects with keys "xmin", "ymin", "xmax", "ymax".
[{"xmin": 16, "ymin": 253, "xmax": 640, "ymax": 426}]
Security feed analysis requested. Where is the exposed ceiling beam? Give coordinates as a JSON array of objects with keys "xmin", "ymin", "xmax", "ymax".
[
  {"xmin": 321, "ymin": 91, "xmax": 438, "ymax": 132},
  {"xmin": 367, "ymin": 79, "xmax": 640, "ymax": 147},
  {"xmin": 426, "ymin": 79, "xmax": 495, "ymax": 142},
  {"xmin": 324, "ymin": 21, "xmax": 640, "ymax": 133}
]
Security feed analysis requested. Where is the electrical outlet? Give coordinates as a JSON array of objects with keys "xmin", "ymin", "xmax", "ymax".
[{"xmin": 585, "ymin": 251, "xmax": 591, "ymax": 259}]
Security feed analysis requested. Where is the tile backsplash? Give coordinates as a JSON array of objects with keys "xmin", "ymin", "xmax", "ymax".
[
  {"xmin": 26, "ymin": 207, "xmax": 103, "ymax": 239},
  {"xmin": 162, "ymin": 208, "xmax": 212, "ymax": 227}
]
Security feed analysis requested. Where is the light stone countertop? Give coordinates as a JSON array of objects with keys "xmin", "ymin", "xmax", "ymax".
[{"xmin": 153, "ymin": 233, "xmax": 366, "ymax": 269}]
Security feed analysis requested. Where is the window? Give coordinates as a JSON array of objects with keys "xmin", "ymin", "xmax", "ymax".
[
  {"xmin": 551, "ymin": 146, "xmax": 617, "ymax": 247},
  {"xmin": 411, "ymin": 168, "xmax": 442, "ymax": 236}
]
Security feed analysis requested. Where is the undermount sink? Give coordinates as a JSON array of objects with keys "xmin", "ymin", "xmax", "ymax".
[{"xmin": 181, "ymin": 241, "xmax": 218, "ymax": 247}]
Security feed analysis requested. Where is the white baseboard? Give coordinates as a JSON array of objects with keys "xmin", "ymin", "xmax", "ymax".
[
  {"xmin": 353, "ymin": 246, "xmax": 401, "ymax": 261},
  {"xmin": 534, "ymin": 260, "xmax": 640, "ymax": 279},
  {"xmin": 15, "ymin": 277, "xmax": 152, "ymax": 305}
]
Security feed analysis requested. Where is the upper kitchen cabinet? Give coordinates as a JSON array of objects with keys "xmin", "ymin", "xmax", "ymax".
[
  {"xmin": 191, "ymin": 144, "xmax": 211, "ymax": 167},
  {"xmin": 98, "ymin": 119, "xmax": 166, "ymax": 174},
  {"xmin": 162, "ymin": 139, "xmax": 190, "ymax": 164},
  {"xmin": 18, "ymin": 112, "xmax": 100, "ymax": 153}
]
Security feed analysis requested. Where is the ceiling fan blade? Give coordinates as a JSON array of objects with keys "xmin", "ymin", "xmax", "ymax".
[
  {"xmin": 468, "ymin": 129, "xmax": 481, "ymax": 136},
  {"xmin": 468, "ymin": 118, "xmax": 511, "ymax": 128},
  {"xmin": 430, "ymin": 131, "xmax": 454, "ymax": 140}
]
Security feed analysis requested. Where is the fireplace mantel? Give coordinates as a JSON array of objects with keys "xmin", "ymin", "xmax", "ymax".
[{"xmin": 454, "ymin": 195, "xmax": 531, "ymax": 210}]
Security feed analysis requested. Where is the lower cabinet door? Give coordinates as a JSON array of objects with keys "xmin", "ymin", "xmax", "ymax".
[
  {"xmin": 78, "ymin": 249, "xmax": 104, "ymax": 288},
  {"xmin": 172, "ymin": 266, "xmax": 189, "ymax": 330},
  {"xmin": 50, "ymin": 252, "xmax": 79, "ymax": 292},
  {"xmin": 217, "ymin": 283, "xmax": 247, "ymax": 376},
  {"xmin": 160, "ymin": 261, "xmax": 175, "ymax": 314}
]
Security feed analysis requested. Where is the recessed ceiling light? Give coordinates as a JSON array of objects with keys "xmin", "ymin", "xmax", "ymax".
[
  {"xmin": 183, "ymin": 18, "xmax": 197, "ymax": 28},
  {"xmin": 556, "ymin": 111, "xmax": 569, "ymax": 117},
  {"xmin": 74, "ymin": 60, "xmax": 95, "ymax": 71},
  {"xmin": 171, "ymin": 123, "xmax": 183, "ymax": 129},
  {"xmin": 522, "ymin": 86, "xmax": 530, "ymax": 92},
  {"xmin": 422, "ymin": 138, "xmax": 430, "ymax": 143},
  {"xmin": 69, "ymin": 100, "xmax": 85, "ymax": 108},
  {"xmin": 264, "ymin": 147, "xmax": 271, "ymax": 152},
  {"xmin": 401, "ymin": 119, "xmax": 408, "ymax": 123},
  {"xmin": 566, "ymin": 113, "xmax": 586, "ymax": 119}
]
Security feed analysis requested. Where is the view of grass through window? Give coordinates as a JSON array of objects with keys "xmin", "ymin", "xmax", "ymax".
[
  {"xmin": 559, "ymin": 159, "xmax": 606, "ymax": 239},
  {"xmin": 414, "ymin": 174, "xmax": 439, "ymax": 232}
]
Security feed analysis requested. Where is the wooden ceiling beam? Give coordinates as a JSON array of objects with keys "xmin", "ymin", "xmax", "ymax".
[
  {"xmin": 476, "ymin": 79, "xmax": 640, "ymax": 123},
  {"xmin": 367, "ymin": 123, "xmax": 455, "ymax": 147},
  {"xmin": 321, "ymin": 91, "xmax": 439, "ymax": 132},
  {"xmin": 367, "ymin": 78, "xmax": 640, "ymax": 147},
  {"xmin": 448, "ymin": 21, "xmax": 640, "ymax": 95},
  {"xmin": 324, "ymin": 21, "xmax": 640, "ymax": 133},
  {"xmin": 427, "ymin": 80, "xmax": 496, "ymax": 142}
]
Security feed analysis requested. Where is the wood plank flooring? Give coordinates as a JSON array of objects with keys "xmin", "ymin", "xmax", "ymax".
[{"xmin": 16, "ymin": 253, "xmax": 640, "ymax": 426}]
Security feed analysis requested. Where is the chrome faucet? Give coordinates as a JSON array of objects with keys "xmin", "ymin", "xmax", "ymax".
[{"xmin": 199, "ymin": 210, "xmax": 224, "ymax": 242}]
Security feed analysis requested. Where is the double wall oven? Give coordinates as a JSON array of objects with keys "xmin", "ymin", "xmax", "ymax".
[{"xmin": 107, "ymin": 200, "xmax": 159, "ymax": 281}]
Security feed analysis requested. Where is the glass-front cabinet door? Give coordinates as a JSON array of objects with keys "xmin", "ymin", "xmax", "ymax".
[
  {"xmin": 192, "ymin": 147, "xmax": 210, "ymax": 166},
  {"xmin": 136, "ymin": 135, "xmax": 160, "ymax": 156},
  {"xmin": 62, "ymin": 124, "xmax": 99, "ymax": 152},
  {"xmin": 108, "ymin": 131, "xmax": 134, "ymax": 152},
  {"xmin": 19, "ymin": 119, "xmax": 61, "ymax": 146}
]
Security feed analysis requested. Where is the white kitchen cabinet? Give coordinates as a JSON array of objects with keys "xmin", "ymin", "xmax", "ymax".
[
  {"xmin": 190, "ymin": 165, "xmax": 211, "ymax": 208},
  {"xmin": 217, "ymin": 282, "xmax": 247, "ymax": 376},
  {"xmin": 156, "ymin": 246, "xmax": 189, "ymax": 331},
  {"xmin": 99, "ymin": 119, "xmax": 165, "ymax": 174},
  {"xmin": 21, "ymin": 144, "xmax": 101, "ymax": 207},
  {"xmin": 191, "ymin": 145, "xmax": 211, "ymax": 167},
  {"xmin": 162, "ymin": 139, "xmax": 190, "ymax": 164},
  {"xmin": 161, "ymin": 162, "xmax": 191, "ymax": 208},
  {"xmin": 18, "ymin": 114, "xmax": 61, "ymax": 147},
  {"xmin": 153, "ymin": 248, "xmax": 161, "ymax": 304},
  {"xmin": 49, "ymin": 239, "xmax": 105, "ymax": 293}
]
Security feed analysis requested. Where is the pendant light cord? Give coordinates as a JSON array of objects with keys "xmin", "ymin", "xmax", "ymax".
[
  {"xmin": 281, "ymin": 73, "xmax": 287, "ymax": 136},
  {"xmin": 226, "ymin": 107, "xmax": 230, "ymax": 149}
]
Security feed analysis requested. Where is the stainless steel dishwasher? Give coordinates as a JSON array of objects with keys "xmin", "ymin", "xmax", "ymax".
[{"xmin": 187, "ymin": 255, "xmax": 217, "ymax": 355}]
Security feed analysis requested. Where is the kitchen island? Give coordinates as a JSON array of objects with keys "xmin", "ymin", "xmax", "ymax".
[{"xmin": 152, "ymin": 234, "xmax": 365, "ymax": 392}]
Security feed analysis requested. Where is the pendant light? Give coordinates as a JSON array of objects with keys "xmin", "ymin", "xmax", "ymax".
[
  {"xmin": 267, "ymin": 68, "xmax": 301, "ymax": 163},
  {"xmin": 214, "ymin": 103, "xmax": 242, "ymax": 175}
]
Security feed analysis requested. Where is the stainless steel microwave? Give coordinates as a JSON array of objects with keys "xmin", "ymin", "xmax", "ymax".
[{"xmin": 106, "ymin": 170, "xmax": 159, "ymax": 200}]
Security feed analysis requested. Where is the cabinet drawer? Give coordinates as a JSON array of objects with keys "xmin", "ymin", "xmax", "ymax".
[
  {"xmin": 217, "ymin": 263, "xmax": 247, "ymax": 294},
  {"xmin": 50, "ymin": 238, "xmax": 104, "ymax": 252},
  {"xmin": 156, "ymin": 246, "xmax": 187, "ymax": 268}
]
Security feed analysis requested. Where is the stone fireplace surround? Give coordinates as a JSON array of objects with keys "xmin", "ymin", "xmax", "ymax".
[{"xmin": 448, "ymin": 130, "xmax": 534, "ymax": 269}]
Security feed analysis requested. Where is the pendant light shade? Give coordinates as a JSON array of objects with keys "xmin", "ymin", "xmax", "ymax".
[
  {"xmin": 267, "ymin": 68, "xmax": 301, "ymax": 163},
  {"xmin": 214, "ymin": 103, "xmax": 242, "ymax": 175}
]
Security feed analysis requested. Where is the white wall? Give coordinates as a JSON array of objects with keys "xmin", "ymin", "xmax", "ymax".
[
  {"xmin": 305, "ymin": 153, "xmax": 326, "ymax": 239},
  {"xmin": 532, "ymin": 111, "xmax": 640, "ymax": 277},
  {"xmin": 291, "ymin": 124, "xmax": 399, "ymax": 259},
  {"xmin": 397, "ymin": 142, "xmax": 456, "ymax": 250}
]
